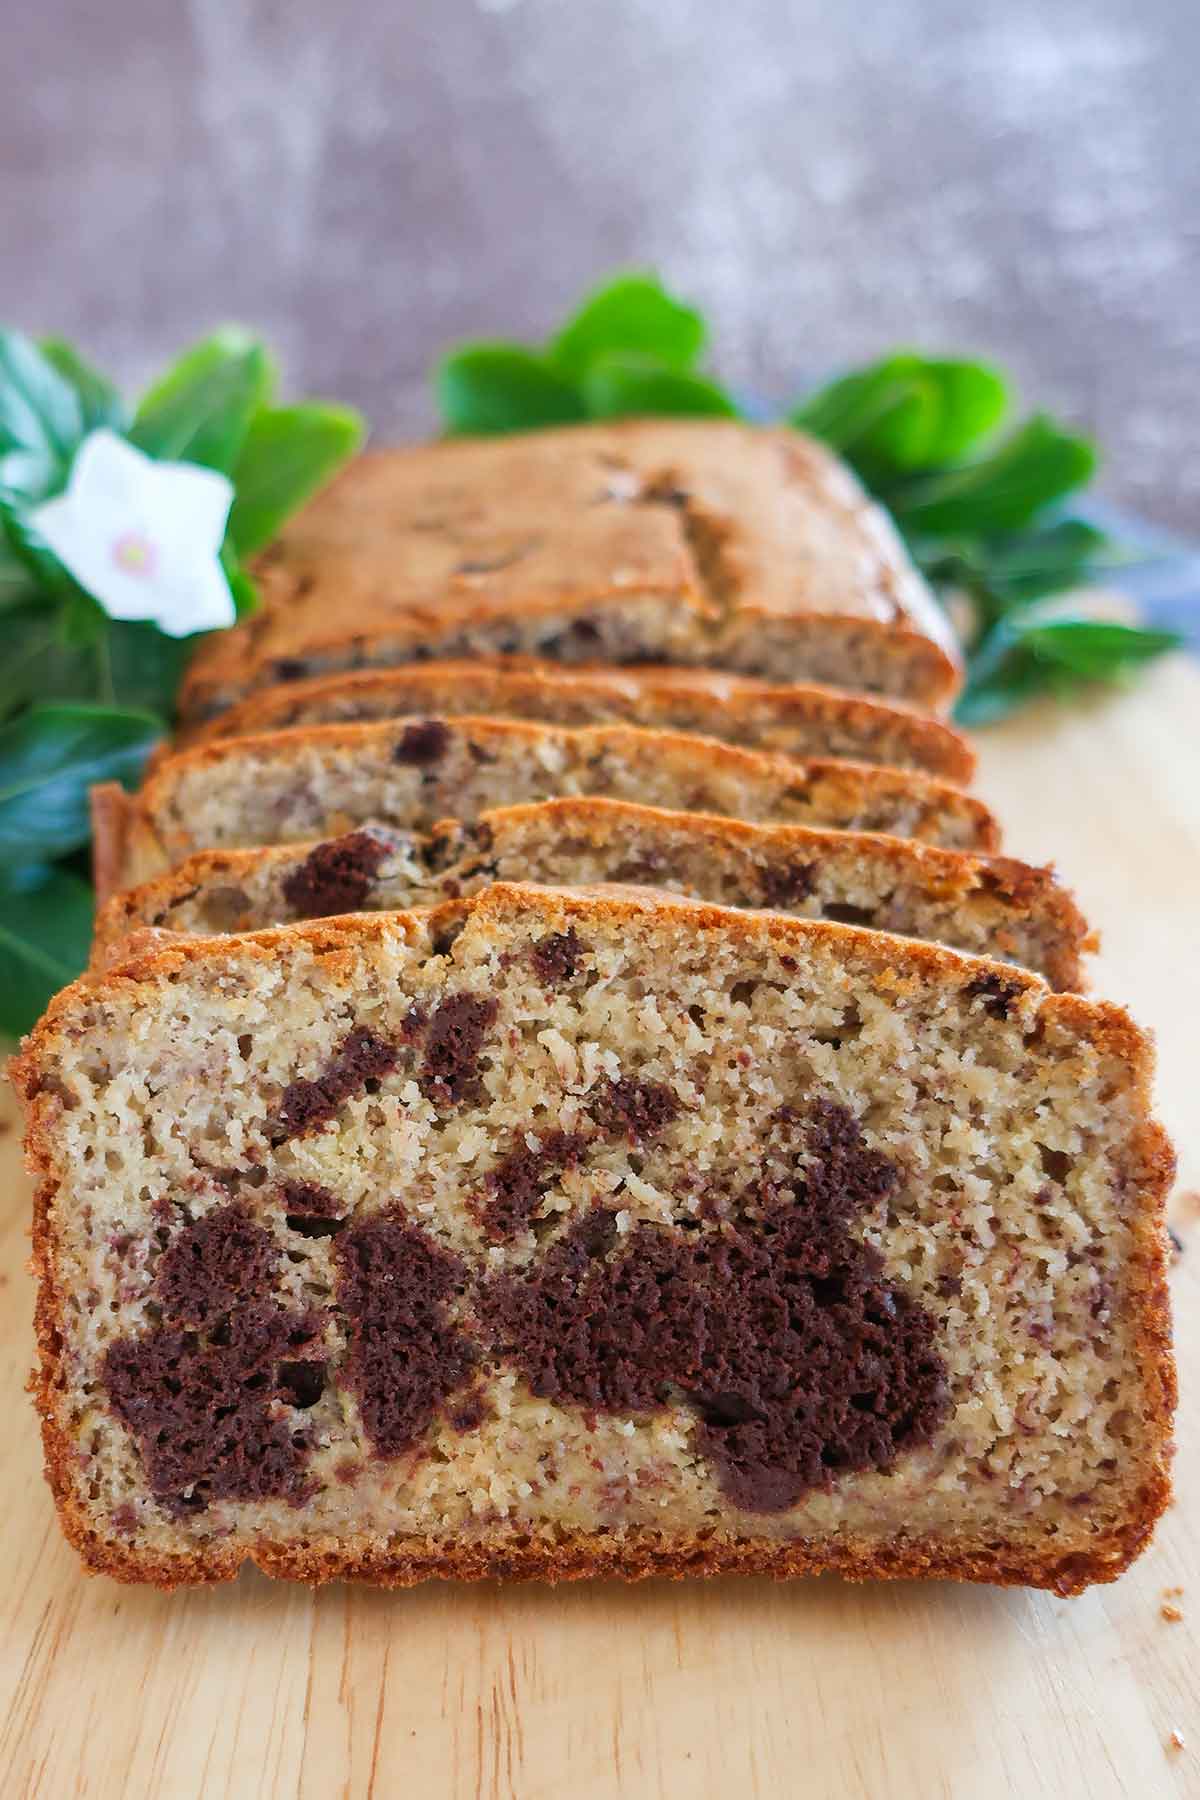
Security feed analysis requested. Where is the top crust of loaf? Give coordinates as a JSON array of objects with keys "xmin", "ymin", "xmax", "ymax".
[
  {"xmin": 181, "ymin": 659, "xmax": 977, "ymax": 783},
  {"xmin": 176, "ymin": 422, "xmax": 961, "ymax": 721}
]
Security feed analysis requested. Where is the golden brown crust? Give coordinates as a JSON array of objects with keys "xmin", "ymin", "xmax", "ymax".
[
  {"xmin": 13, "ymin": 880, "xmax": 1147, "ymax": 1055},
  {"xmin": 91, "ymin": 794, "xmax": 1092, "ymax": 988},
  {"xmin": 15, "ymin": 885, "xmax": 1175, "ymax": 1596},
  {"xmin": 89, "ymin": 782, "xmax": 133, "ymax": 906},
  {"xmin": 180, "ymin": 659, "xmax": 977, "ymax": 783},
  {"xmin": 176, "ymin": 422, "xmax": 962, "ymax": 721},
  {"xmin": 27, "ymin": 1484, "xmax": 1174, "ymax": 1597}
]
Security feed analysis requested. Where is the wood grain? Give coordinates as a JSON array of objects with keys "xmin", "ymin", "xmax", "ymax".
[{"xmin": 1, "ymin": 659, "xmax": 1197, "ymax": 1799}]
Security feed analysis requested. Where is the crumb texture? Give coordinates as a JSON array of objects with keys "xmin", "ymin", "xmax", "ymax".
[
  {"xmin": 125, "ymin": 718, "xmax": 998, "ymax": 891},
  {"xmin": 17, "ymin": 887, "xmax": 1173, "ymax": 1591},
  {"xmin": 189, "ymin": 659, "xmax": 976, "ymax": 783},
  {"xmin": 98, "ymin": 797, "xmax": 1086, "ymax": 988},
  {"xmin": 102, "ymin": 1204, "xmax": 322, "ymax": 1516},
  {"xmin": 477, "ymin": 1101, "xmax": 950, "ymax": 1513}
]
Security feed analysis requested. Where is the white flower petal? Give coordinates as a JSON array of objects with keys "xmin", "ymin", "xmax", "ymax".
[
  {"xmin": 153, "ymin": 545, "xmax": 237, "ymax": 636},
  {"xmin": 144, "ymin": 455, "xmax": 234, "ymax": 553},
  {"xmin": 32, "ymin": 491, "xmax": 129, "ymax": 601},
  {"xmin": 60, "ymin": 428, "xmax": 150, "ymax": 514},
  {"xmin": 28, "ymin": 427, "xmax": 236, "ymax": 638},
  {"xmin": 69, "ymin": 558, "xmax": 176, "ymax": 626}
]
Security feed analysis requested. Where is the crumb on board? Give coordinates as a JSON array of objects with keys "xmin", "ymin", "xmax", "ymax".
[
  {"xmin": 1167, "ymin": 1729, "xmax": 1186, "ymax": 1753},
  {"xmin": 1160, "ymin": 1603, "xmax": 1184, "ymax": 1623},
  {"xmin": 1163, "ymin": 1585, "xmax": 1185, "ymax": 1598}
]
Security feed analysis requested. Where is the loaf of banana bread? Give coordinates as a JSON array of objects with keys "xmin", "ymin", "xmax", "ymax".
[
  {"xmin": 102, "ymin": 718, "xmax": 999, "ymax": 894},
  {"xmin": 176, "ymin": 421, "xmax": 961, "ymax": 723},
  {"xmin": 184, "ymin": 660, "xmax": 975, "ymax": 784},
  {"xmin": 93, "ymin": 797, "xmax": 1090, "ymax": 989},
  {"xmin": 15, "ymin": 884, "xmax": 1173, "ymax": 1591}
]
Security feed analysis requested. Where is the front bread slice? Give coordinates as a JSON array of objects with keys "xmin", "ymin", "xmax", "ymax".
[{"xmin": 15, "ymin": 884, "xmax": 1173, "ymax": 1593}]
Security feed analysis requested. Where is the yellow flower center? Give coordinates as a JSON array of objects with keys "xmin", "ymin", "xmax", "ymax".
[{"xmin": 112, "ymin": 531, "xmax": 157, "ymax": 576}]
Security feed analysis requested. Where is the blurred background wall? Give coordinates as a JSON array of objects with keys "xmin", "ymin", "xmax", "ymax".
[{"xmin": 6, "ymin": 0, "xmax": 1197, "ymax": 527}]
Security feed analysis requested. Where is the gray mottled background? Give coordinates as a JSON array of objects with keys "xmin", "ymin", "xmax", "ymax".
[{"xmin": 6, "ymin": 0, "xmax": 1198, "ymax": 528}]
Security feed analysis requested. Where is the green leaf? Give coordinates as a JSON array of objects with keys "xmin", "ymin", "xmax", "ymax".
[
  {"xmin": 0, "ymin": 604, "xmax": 195, "ymax": 722},
  {"xmin": 0, "ymin": 503, "xmax": 83, "ymax": 601},
  {"xmin": 39, "ymin": 338, "xmax": 127, "ymax": 433},
  {"xmin": 435, "ymin": 344, "xmax": 588, "ymax": 436},
  {"xmin": 957, "ymin": 615, "xmax": 1181, "ymax": 725},
  {"xmin": 130, "ymin": 328, "xmax": 275, "ymax": 471},
  {"xmin": 887, "ymin": 414, "xmax": 1098, "ymax": 536},
  {"xmin": 0, "ymin": 447, "xmax": 60, "ymax": 505},
  {"xmin": 219, "ymin": 543, "xmax": 259, "ymax": 620},
  {"xmin": 1019, "ymin": 618, "xmax": 1181, "ymax": 677},
  {"xmin": 0, "ymin": 603, "xmax": 74, "ymax": 717},
  {"xmin": 227, "ymin": 403, "xmax": 364, "ymax": 555},
  {"xmin": 105, "ymin": 622, "xmax": 197, "ymax": 718},
  {"xmin": 868, "ymin": 359, "xmax": 1009, "ymax": 475},
  {"xmin": 0, "ymin": 701, "xmax": 163, "ymax": 864},
  {"xmin": 0, "ymin": 863, "xmax": 93, "ymax": 1036},
  {"xmin": 0, "ymin": 329, "xmax": 84, "ymax": 466},
  {"xmin": 0, "ymin": 530, "xmax": 39, "ymax": 609},
  {"xmin": 928, "ymin": 519, "xmax": 1112, "ymax": 606},
  {"xmin": 792, "ymin": 354, "xmax": 1009, "ymax": 484},
  {"xmin": 550, "ymin": 273, "xmax": 706, "ymax": 378},
  {"xmin": 61, "ymin": 588, "xmax": 109, "ymax": 650},
  {"xmin": 914, "ymin": 518, "xmax": 1114, "ymax": 641},
  {"xmin": 790, "ymin": 363, "xmax": 907, "ymax": 448},
  {"xmin": 581, "ymin": 354, "xmax": 740, "ymax": 420}
]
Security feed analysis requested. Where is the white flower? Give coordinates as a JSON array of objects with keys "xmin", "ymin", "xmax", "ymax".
[{"xmin": 30, "ymin": 429, "xmax": 236, "ymax": 637}]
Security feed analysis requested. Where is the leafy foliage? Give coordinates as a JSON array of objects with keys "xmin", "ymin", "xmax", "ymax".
[
  {"xmin": 789, "ymin": 353, "xmax": 1009, "ymax": 479},
  {"xmin": 228, "ymin": 404, "xmax": 363, "ymax": 555},
  {"xmin": 582, "ymin": 355, "xmax": 738, "ymax": 419},
  {"xmin": 550, "ymin": 274, "xmax": 706, "ymax": 378},
  {"xmin": 129, "ymin": 328, "xmax": 275, "ymax": 469},
  {"xmin": 0, "ymin": 702, "xmax": 161, "ymax": 865},
  {"xmin": 957, "ymin": 615, "xmax": 1182, "ymax": 725},
  {"xmin": 435, "ymin": 272, "xmax": 1179, "ymax": 727},
  {"xmin": 0, "ymin": 274, "xmax": 1180, "ymax": 1036},
  {"xmin": 0, "ymin": 323, "xmax": 364, "ymax": 1032},
  {"xmin": 436, "ymin": 345, "xmax": 588, "ymax": 436},
  {"xmin": 0, "ymin": 863, "xmax": 95, "ymax": 1038}
]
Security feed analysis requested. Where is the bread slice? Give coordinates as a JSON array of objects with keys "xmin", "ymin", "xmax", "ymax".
[
  {"xmin": 93, "ymin": 796, "xmax": 1092, "ymax": 989},
  {"xmin": 15, "ymin": 883, "xmax": 1173, "ymax": 1592},
  {"xmin": 107, "ymin": 718, "xmax": 999, "ymax": 894},
  {"xmin": 176, "ymin": 421, "xmax": 961, "ymax": 724},
  {"xmin": 183, "ymin": 661, "xmax": 976, "ymax": 784}
]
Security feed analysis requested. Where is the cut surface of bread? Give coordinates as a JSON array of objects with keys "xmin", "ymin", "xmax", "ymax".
[
  {"xmin": 176, "ymin": 421, "xmax": 961, "ymax": 722},
  {"xmin": 112, "ymin": 718, "xmax": 999, "ymax": 892},
  {"xmin": 184, "ymin": 660, "xmax": 975, "ymax": 784},
  {"xmin": 15, "ymin": 884, "xmax": 1173, "ymax": 1593},
  {"xmin": 94, "ymin": 796, "xmax": 1092, "ymax": 989}
]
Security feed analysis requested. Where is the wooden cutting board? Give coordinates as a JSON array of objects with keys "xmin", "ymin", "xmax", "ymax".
[{"xmin": 2, "ymin": 659, "xmax": 1197, "ymax": 1800}]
